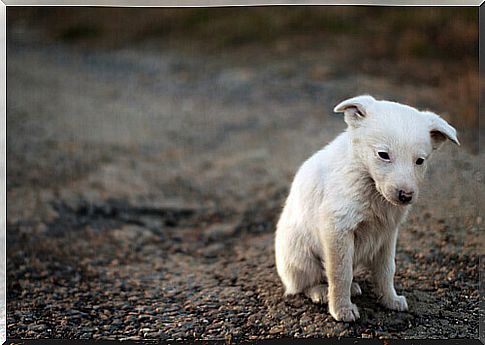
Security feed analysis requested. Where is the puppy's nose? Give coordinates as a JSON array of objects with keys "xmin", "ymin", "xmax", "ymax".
[{"xmin": 398, "ymin": 190, "xmax": 413, "ymax": 204}]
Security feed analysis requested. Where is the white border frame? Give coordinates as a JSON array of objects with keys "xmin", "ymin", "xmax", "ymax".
[
  {"xmin": 0, "ymin": 2, "xmax": 5, "ymax": 344},
  {"xmin": 0, "ymin": 2, "xmax": 481, "ymax": 345}
]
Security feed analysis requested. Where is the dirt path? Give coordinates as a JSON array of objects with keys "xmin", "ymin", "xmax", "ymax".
[{"xmin": 6, "ymin": 34, "xmax": 483, "ymax": 339}]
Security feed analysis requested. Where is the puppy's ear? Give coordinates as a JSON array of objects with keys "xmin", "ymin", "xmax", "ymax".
[
  {"xmin": 423, "ymin": 111, "xmax": 460, "ymax": 150},
  {"xmin": 333, "ymin": 95, "xmax": 375, "ymax": 128}
]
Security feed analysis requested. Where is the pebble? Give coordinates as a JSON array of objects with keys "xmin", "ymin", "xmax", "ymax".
[
  {"xmin": 269, "ymin": 325, "xmax": 284, "ymax": 334},
  {"xmin": 27, "ymin": 324, "xmax": 47, "ymax": 332}
]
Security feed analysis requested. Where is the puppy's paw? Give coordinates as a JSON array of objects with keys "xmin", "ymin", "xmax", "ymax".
[
  {"xmin": 381, "ymin": 295, "xmax": 408, "ymax": 312},
  {"xmin": 351, "ymin": 282, "xmax": 362, "ymax": 296},
  {"xmin": 305, "ymin": 284, "xmax": 328, "ymax": 304},
  {"xmin": 329, "ymin": 302, "xmax": 360, "ymax": 322}
]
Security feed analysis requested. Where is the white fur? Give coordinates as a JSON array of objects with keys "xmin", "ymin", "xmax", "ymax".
[{"xmin": 274, "ymin": 95, "xmax": 459, "ymax": 322}]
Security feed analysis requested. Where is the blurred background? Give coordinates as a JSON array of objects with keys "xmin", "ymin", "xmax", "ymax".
[
  {"xmin": 8, "ymin": 7, "xmax": 479, "ymax": 146},
  {"xmin": 6, "ymin": 7, "xmax": 482, "ymax": 340}
]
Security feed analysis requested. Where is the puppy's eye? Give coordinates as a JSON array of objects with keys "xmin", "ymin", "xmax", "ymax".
[
  {"xmin": 377, "ymin": 152, "xmax": 390, "ymax": 161},
  {"xmin": 416, "ymin": 158, "xmax": 424, "ymax": 165}
]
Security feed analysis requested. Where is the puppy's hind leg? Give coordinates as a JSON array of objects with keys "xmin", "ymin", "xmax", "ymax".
[
  {"xmin": 276, "ymin": 224, "xmax": 324, "ymax": 297},
  {"xmin": 305, "ymin": 284, "xmax": 328, "ymax": 304},
  {"xmin": 304, "ymin": 280, "xmax": 360, "ymax": 304},
  {"xmin": 277, "ymin": 245, "xmax": 325, "ymax": 300},
  {"xmin": 279, "ymin": 260, "xmax": 323, "ymax": 297},
  {"xmin": 351, "ymin": 282, "xmax": 362, "ymax": 296},
  {"xmin": 305, "ymin": 282, "xmax": 362, "ymax": 304}
]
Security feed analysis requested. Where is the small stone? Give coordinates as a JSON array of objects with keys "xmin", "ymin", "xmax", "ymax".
[
  {"xmin": 138, "ymin": 314, "xmax": 152, "ymax": 322},
  {"xmin": 244, "ymin": 291, "xmax": 254, "ymax": 297},
  {"xmin": 28, "ymin": 324, "xmax": 47, "ymax": 332},
  {"xmin": 269, "ymin": 325, "xmax": 284, "ymax": 334},
  {"xmin": 80, "ymin": 333, "xmax": 92, "ymax": 339},
  {"xmin": 119, "ymin": 336, "xmax": 142, "ymax": 341}
]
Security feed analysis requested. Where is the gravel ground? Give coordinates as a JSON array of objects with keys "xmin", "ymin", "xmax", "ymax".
[{"xmin": 6, "ymin": 26, "xmax": 484, "ymax": 340}]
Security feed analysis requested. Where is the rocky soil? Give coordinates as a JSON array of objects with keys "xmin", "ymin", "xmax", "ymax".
[{"xmin": 6, "ymin": 17, "xmax": 484, "ymax": 340}]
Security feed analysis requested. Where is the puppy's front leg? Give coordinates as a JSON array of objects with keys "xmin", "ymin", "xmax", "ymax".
[
  {"xmin": 322, "ymin": 229, "xmax": 359, "ymax": 322},
  {"xmin": 371, "ymin": 228, "xmax": 408, "ymax": 312}
]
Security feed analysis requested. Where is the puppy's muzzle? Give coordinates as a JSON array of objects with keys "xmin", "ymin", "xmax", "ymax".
[{"xmin": 398, "ymin": 190, "xmax": 413, "ymax": 204}]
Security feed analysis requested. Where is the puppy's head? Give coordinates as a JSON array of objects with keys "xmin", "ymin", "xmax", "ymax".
[{"xmin": 334, "ymin": 95, "xmax": 459, "ymax": 206}]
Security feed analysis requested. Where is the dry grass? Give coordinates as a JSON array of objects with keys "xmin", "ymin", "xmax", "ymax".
[
  {"xmin": 8, "ymin": 7, "xmax": 477, "ymax": 57},
  {"xmin": 440, "ymin": 69, "xmax": 479, "ymax": 128},
  {"xmin": 8, "ymin": 7, "xmax": 479, "ymax": 144}
]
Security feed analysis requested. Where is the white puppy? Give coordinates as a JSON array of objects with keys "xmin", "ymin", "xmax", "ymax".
[{"xmin": 275, "ymin": 95, "xmax": 459, "ymax": 322}]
